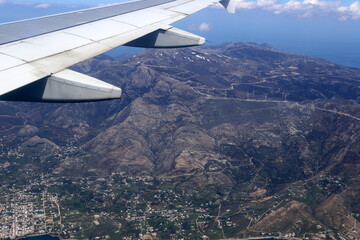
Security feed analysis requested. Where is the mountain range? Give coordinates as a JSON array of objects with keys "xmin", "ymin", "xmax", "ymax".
[{"xmin": 0, "ymin": 42, "xmax": 359, "ymax": 239}]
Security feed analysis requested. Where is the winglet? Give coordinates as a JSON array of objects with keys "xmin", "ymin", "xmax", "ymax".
[{"xmin": 220, "ymin": 0, "xmax": 236, "ymax": 13}]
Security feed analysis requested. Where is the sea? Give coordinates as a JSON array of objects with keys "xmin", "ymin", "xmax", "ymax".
[{"xmin": 18, "ymin": 235, "xmax": 59, "ymax": 240}]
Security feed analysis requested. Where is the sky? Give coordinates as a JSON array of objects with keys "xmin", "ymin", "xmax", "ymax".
[{"xmin": 1, "ymin": 0, "xmax": 360, "ymax": 68}]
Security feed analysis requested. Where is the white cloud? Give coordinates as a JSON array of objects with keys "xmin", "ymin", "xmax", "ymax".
[
  {"xmin": 189, "ymin": 22, "xmax": 213, "ymax": 32},
  {"xmin": 234, "ymin": 0, "xmax": 257, "ymax": 9},
  {"xmin": 338, "ymin": 1, "xmax": 360, "ymax": 20},
  {"xmin": 229, "ymin": 0, "xmax": 360, "ymax": 21},
  {"xmin": 198, "ymin": 22, "xmax": 213, "ymax": 31},
  {"xmin": 34, "ymin": 3, "xmax": 51, "ymax": 9}
]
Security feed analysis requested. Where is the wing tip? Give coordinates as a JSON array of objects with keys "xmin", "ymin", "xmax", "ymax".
[{"xmin": 220, "ymin": 0, "xmax": 236, "ymax": 13}]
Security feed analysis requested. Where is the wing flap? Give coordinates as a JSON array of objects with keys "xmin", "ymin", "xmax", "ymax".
[
  {"xmin": 111, "ymin": 8, "xmax": 179, "ymax": 27},
  {"xmin": 0, "ymin": 53, "xmax": 26, "ymax": 71},
  {"xmin": 0, "ymin": 63, "xmax": 46, "ymax": 96},
  {"xmin": 64, "ymin": 19, "xmax": 137, "ymax": 42},
  {"xmin": 158, "ymin": 0, "xmax": 194, "ymax": 9},
  {"xmin": 168, "ymin": 0, "xmax": 218, "ymax": 14},
  {"xmin": 0, "ymin": 32, "xmax": 93, "ymax": 62}
]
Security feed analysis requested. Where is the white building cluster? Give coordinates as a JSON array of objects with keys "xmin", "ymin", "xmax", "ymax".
[{"xmin": 0, "ymin": 193, "xmax": 61, "ymax": 239}]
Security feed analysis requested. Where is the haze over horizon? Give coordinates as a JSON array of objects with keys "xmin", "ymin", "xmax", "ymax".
[{"xmin": 0, "ymin": 0, "xmax": 359, "ymax": 68}]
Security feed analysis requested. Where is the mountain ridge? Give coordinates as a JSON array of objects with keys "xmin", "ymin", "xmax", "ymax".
[{"xmin": 0, "ymin": 42, "xmax": 359, "ymax": 239}]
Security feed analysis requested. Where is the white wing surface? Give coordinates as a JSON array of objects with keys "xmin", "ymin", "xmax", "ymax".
[{"xmin": 0, "ymin": 0, "xmax": 234, "ymax": 102}]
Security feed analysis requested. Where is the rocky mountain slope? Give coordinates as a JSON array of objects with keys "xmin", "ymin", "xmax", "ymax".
[{"xmin": 0, "ymin": 42, "xmax": 359, "ymax": 239}]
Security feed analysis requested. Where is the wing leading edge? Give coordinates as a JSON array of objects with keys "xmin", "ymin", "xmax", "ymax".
[{"xmin": 0, "ymin": 0, "xmax": 234, "ymax": 102}]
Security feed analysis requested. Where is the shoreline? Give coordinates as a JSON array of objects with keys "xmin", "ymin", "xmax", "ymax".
[{"xmin": 16, "ymin": 234, "xmax": 60, "ymax": 240}]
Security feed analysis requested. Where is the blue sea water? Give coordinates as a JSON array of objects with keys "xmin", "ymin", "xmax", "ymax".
[
  {"xmin": 18, "ymin": 235, "xmax": 59, "ymax": 240},
  {"xmin": 173, "ymin": 9, "xmax": 360, "ymax": 70}
]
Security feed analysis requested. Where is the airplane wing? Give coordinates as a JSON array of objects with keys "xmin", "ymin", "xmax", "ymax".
[{"xmin": 0, "ymin": 0, "xmax": 234, "ymax": 102}]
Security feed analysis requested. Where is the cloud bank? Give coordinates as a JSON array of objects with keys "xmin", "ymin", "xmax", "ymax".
[
  {"xmin": 231, "ymin": 0, "xmax": 360, "ymax": 21},
  {"xmin": 1, "ymin": 0, "xmax": 359, "ymax": 21}
]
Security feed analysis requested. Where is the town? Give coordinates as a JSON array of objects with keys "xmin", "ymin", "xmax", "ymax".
[
  {"xmin": 0, "ymin": 193, "xmax": 61, "ymax": 239},
  {"xmin": 0, "ymin": 170, "xmax": 347, "ymax": 240}
]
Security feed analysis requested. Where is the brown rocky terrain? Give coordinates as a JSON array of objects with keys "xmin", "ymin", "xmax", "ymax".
[{"xmin": 0, "ymin": 42, "xmax": 359, "ymax": 238}]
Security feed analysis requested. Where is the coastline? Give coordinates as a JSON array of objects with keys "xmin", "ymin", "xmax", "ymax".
[{"xmin": 16, "ymin": 234, "xmax": 60, "ymax": 240}]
